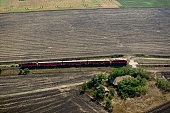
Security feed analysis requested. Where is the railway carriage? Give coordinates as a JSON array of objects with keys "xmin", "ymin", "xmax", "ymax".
[
  {"xmin": 21, "ymin": 59, "xmax": 127, "ymax": 68},
  {"xmin": 21, "ymin": 62, "xmax": 37, "ymax": 68},
  {"xmin": 38, "ymin": 61, "xmax": 63, "ymax": 68},
  {"xmin": 87, "ymin": 60, "xmax": 111, "ymax": 66},
  {"xmin": 62, "ymin": 60, "xmax": 88, "ymax": 67}
]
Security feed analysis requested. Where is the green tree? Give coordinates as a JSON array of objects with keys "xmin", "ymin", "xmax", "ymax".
[
  {"xmin": 18, "ymin": 68, "xmax": 30, "ymax": 75},
  {"xmin": 93, "ymin": 86, "xmax": 105, "ymax": 101},
  {"xmin": 110, "ymin": 88, "xmax": 115, "ymax": 96},
  {"xmin": 156, "ymin": 78, "xmax": 170, "ymax": 92},
  {"xmin": 117, "ymin": 77, "xmax": 148, "ymax": 99},
  {"xmin": 105, "ymin": 99, "xmax": 114, "ymax": 111},
  {"xmin": 18, "ymin": 69, "xmax": 23, "ymax": 75},
  {"xmin": 82, "ymin": 82, "xmax": 88, "ymax": 92},
  {"xmin": 86, "ymin": 80, "xmax": 93, "ymax": 89},
  {"xmin": 23, "ymin": 68, "xmax": 30, "ymax": 75}
]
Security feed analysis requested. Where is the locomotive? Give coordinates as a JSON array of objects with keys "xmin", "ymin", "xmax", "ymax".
[{"xmin": 21, "ymin": 59, "xmax": 127, "ymax": 68}]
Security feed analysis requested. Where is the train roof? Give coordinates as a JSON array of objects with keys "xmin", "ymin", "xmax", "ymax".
[
  {"xmin": 87, "ymin": 59, "xmax": 110, "ymax": 61},
  {"xmin": 22, "ymin": 62, "xmax": 37, "ymax": 64},
  {"xmin": 38, "ymin": 61, "xmax": 63, "ymax": 63}
]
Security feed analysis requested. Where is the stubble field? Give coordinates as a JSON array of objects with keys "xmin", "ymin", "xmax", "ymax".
[{"xmin": 0, "ymin": 8, "xmax": 170, "ymax": 62}]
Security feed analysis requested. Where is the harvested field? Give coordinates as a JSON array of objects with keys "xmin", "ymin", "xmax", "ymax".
[
  {"xmin": 0, "ymin": 72, "xmax": 107, "ymax": 113},
  {"xmin": 0, "ymin": 8, "xmax": 170, "ymax": 62},
  {"xmin": 0, "ymin": 72, "xmax": 99, "ymax": 95},
  {"xmin": 0, "ymin": 0, "xmax": 121, "ymax": 13}
]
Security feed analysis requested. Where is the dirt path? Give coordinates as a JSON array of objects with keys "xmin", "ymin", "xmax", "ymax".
[{"xmin": 0, "ymin": 82, "xmax": 84, "ymax": 98}]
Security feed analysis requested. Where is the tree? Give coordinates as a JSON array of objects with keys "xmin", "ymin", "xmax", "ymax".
[
  {"xmin": 93, "ymin": 86, "xmax": 105, "ymax": 101},
  {"xmin": 156, "ymin": 78, "xmax": 170, "ymax": 92},
  {"xmin": 117, "ymin": 77, "xmax": 148, "ymax": 99},
  {"xmin": 18, "ymin": 68, "xmax": 30, "ymax": 75},
  {"xmin": 23, "ymin": 68, "xmax": 30, "ymax": 75},
  {"xmin": 110, "ymin": 88, "xmax": 115, "ymax": 96},
  {"xmin": 82, "ymin": 82, "xmax": 88, "ymax": 92},
  {"xmin": 105, "ymin": 99, "xmax": 114, "ymax": 111}
]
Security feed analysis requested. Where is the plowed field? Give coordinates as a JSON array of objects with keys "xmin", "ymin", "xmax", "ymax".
[
  {"xmin": 0, "ymin": 8, "xmax": 170, "ymax": 62},
  {"xmin": 0, "ymin": 72, "xmax": 107, "ymax": 113}
]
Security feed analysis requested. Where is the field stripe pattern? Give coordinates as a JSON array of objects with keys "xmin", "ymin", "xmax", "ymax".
[{"xmin": 0, "ymin": 9, "xmax": 170, "ymax": 62}]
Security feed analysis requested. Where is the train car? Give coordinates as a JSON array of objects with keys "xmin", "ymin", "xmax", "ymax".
[
  {"xmin": 21, "ymin": 59, "xmax": 128, "ymax": 68},
  {"xmin": 110, "ymin": 59, "xmax": 127, "ymax": 66},
  {"xmin": 38, "ymin": 61, "xmax": 63, "ymax": 68},
  {"xmin": 87, "ymin": 59, "xmax": 111, "ymax": 67},
  {"xmin": 21, "ymin": 62, "xmax": 37, "ymax": 68},
  {"xmin": 62, "ymin": 60, "xmax": 88, "ymax": 67}
]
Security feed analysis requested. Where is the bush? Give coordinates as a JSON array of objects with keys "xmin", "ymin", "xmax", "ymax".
[
  {"xmin": 108, "ymin": 94, "xmax": 113, "ymax": 100},
  {"xmin": 110, "ymin": 88, "xmax": 115, "ymax": 96},
  {"xmin": 117, "ymin": 77, "xmax": 148, "ymax": 99},
  {"xmin": 93, "ymin": 86, "xmax": 105, "ymax": 101},
  {"xmin": 82, "ymin": 82, "xmax": 88, "ymax": 92},
  {"xmin": 105, "ymin": 99, "xmax": 114, "ymax": 111},
  {"xmin": 18, "ymin": 68, "xmax": 30, "ymax": 75},
  {"xmin": 156, "ymin": 78, "xmax": 170, "ymax": 92},
  {"xmin": 108, "ymin": 66, "xmax": 149, "ymax": 83}
]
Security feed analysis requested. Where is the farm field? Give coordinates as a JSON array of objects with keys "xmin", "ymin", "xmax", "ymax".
[
  {"xmin": 117, "ymin": 0, "xmax": 170, "ymax": 8},
  {"xmin": 0, "ymin": 0, "xmax": 121, "ymax": 13},
  {"xmin": 0, "ymin": 72, "xmax": 107, "ymax": 113},
  {"xmin": 0, "ymin": 70, "xmax": 170, "ymax": 112},
  {"xmin": 0, "ymin": 8, "xmax": 170, "ymax": 62},
  {"xmin": 0, "ymin": 0, "xmax": 170, "ymax": 13}
]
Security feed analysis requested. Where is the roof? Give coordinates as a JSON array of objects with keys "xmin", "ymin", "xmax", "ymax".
[{"xmin": 110, "ymin": 75, "xmax": 131, "ymax": 86}]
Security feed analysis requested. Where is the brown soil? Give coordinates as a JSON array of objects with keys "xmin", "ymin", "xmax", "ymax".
[
  {"xmin": 0, "ymin": 9, "xmax": 170, "ymax": 62},
  {"xmin": 0, "ymin": 72, "xmax": 107, "ymax": 113}
]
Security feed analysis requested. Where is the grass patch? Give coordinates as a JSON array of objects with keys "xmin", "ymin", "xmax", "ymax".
[{"xmin": 117, "ymin": 0, "xmax": 170, "ymax": 8}]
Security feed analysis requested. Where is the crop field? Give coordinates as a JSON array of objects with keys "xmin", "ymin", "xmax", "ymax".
[
  {"xmin": 0, "ymin": 72, "xmax": 108, "ymax": 113},
  {"xmin": 0, "ymin": 8, "xmax": 170, "ymax": 62},
  {"xmin": 117, "ymin": 0, "xmax": 170, "ymax": 8},
  {"xmin": 0, "ymin": 0, "xmax": 121, "ymax": 13},
  {"xmin": 0, "ymin": 0, "xmax": 170, "ymax": 13}
]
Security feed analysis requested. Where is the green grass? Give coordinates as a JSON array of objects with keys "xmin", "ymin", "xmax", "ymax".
[
  {"xmin": 0, "ymin": 0, "xmax": 10, "ymax": 6},
  {"xmin": 117, "ymin": 0, "xmax": 170, "ymax": 8}
]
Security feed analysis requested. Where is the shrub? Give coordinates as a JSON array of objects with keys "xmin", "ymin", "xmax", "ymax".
[
  {"xmin": 82, "ymin": 82, "xmax": 88, "ymax": 92},
  {"xmin": 110, "ymin": 88, "xmax": 115, "ymax": 96},
  {"xmin": 117, "ymin": 77, "xmax": 148, "ymax": 99},
  {"xmin": 18, "ymin": 68, "xmax": 30, "ymax": 75},
  {"xmin": 105, "ymin": 99, "xmax": 114, "ymax": 111},
  {"xmin": 156, "ymin": 78, "xmax": 170, "ymax": 92},
  {"xmin": 108, "ymin": 94, "xmax": 113, "ymax": 100},
  {"xmin": 93, "ymin": 86, "xmax": 105, "ymax": 101}
]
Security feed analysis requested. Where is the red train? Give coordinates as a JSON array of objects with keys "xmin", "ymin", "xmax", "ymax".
[{"xmin": 21, "ymin": 59, "xmax": 127, "ymax": 68}]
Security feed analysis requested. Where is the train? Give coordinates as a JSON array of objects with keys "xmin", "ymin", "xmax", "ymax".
[{"xmin": 21, "ymin": 59, "xmax": 128, "ymax": 68}]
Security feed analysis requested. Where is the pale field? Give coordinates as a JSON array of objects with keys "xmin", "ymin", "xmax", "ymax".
[
  {"xmin": 0, "ymin": 0, "xmax": 121, "ymax": 13},
  {"xmin": 0, "ymin": 9, "xmax": 170, "ymax": 62}
]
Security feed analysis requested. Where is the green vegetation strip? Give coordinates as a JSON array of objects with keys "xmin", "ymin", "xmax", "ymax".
[{"xmin": 117, "ymin": 0, "xmax": 170, "ymax": 8}]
